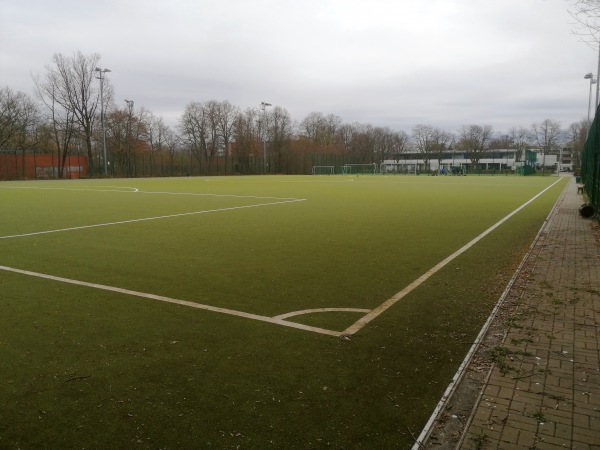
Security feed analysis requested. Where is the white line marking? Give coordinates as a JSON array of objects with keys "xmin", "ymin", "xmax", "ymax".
[
  {"xmin": 0, "ymin": 185, "xmax": 140, "ymax": 193},
  {"xmin": 0, "ymin": 199, "xmax": 305, "ymax": 239},
  {"xmin": 0, "ymin": 184, "xmax": 299, "ymax": 201},
  {"xmin": 0, "ymin": 178, "xmax": 563, "ymax": 338},
  {"xmin": 273, "ymin": 308, "xmax": 371, "ymax": 320},
  {"xmin": 410, "ymin": 179, "xmax": 568, "ymax": 450},
  {"xmin": 135, "ymin": 190, "xmax": 301, "ymax": 201},
  {"xmin": 340, "ymin": 178, "xmax": 565, "ymax": 336},
  {"xmin": 0, "ymin": 264, "xmax": 341, "ymax": 337}
]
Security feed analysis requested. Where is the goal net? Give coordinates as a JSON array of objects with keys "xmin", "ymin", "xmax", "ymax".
[
  {"xmin": 379, "ymin": 162, "xmax": 417, "ymax": 175},
  {"xmin": 342, "ymin": 163, "xmax": 377, "ymax": 175},
  {"xmin": 311, "ymin": 165, "xmax": 335, "ymax": 175}
]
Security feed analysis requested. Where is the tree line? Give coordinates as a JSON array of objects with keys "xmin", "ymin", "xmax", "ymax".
[{"xmin": 0, "ymin": 51, "xmax": 588, "ymax": 179}]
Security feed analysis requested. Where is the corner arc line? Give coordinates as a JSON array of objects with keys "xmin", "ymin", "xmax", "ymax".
[{"xmin": 273, "ymin": 308, "xmax": 371, "ymax": 320}]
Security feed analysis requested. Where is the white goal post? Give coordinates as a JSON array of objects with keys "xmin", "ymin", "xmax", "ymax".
[
  {"xmin": 311, "ymin": 165, "xmax": 335, "ymax": 175},
  {"xmin": 341, "ymin": 163, "xmax": 377, "ymax": 175},
  {"xmin": 379, "ymin": 162, "xmax": 418, "ymax": 175}
]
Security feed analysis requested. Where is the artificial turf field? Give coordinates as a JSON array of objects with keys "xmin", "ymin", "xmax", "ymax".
[{"xmin": 0, "ymin": 175, "xmax": 565, "ymax": 448}]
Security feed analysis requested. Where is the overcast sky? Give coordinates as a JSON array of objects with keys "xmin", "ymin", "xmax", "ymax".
[{"xmin": 1, "ymin": 0, "xmax": 596, "ymax": 134}]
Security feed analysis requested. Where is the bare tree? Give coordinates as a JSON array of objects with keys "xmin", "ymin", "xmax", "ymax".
[
  {"xmin": 508, "ymin": 126, "xmax": 531, "ymax": 162},
  {"xmin": 337, "ymin": 123, "xmax": 358, "ymax": 156},
  {"xmin": 0, "ymin": 87, "xmax": 40, "ymax": 147},
  {"xmin": 567, "ymin": 120, "xmax": 588, "ymax": 169},
  {"xmin": 570, "ymin": 1, "xmax": 600, "ymax": 35},
  {"xmin": 232, "ymin": 107, "xmax": 260, "ymax": 174},
  {"xmin": 203, "ymin": 100, "xmax": 222, "ymax": 174},
  {"xmin": 179, "ymin": 100, "xmax": 240, "ymax": 175},
  {"xmin": 103, "ymin": 102, "xmax": 149, "ymax": 177},
  {"xmin": 164, "ymin": 127, "xmax": 181, "ymax": 177},
  {"xmin": 570, "ymin": 1, "xmax": 600, "ymax": 110},
  {"xmin": 299, "ymin": 112, "xmax": 326, "ymax": 143},
  {"xmin": 34, "ymin": 51, "xmax": 108, "ymax": 175},
  {"xmin": 105, "ymin": 109, "xmax": 128, "ymax": 176},
  {"xmin": 531, "ymin": 119, "xmax": 563, "ymax": 173},
  {"xmin": 34, "ymin": 78, "xmax": 77, "ymax": 178},
  {"xmin": 431, "ymin": 128, "xmax": 453, "ymax": 171},
  {"xmin": 370, "ymin": 127, "xmax": 411, "ymax": 163},
  {"xmin": 345, "ymin": 124, "xmax": 376, "ymax": 163},
  {"xmin": 267, "ymin": 106, "xmax": 293, "ymax": 173},
  {"xmin": 0, "ymin": 87, "xmax": 41, "ymax": 178},
  {"xmin": 126, "ymin": 104, "xmax": 149, "ymax": 177},
  {"xmin": 179, "ymin": 101, "xmax": 209, "ymax": 175},
  {"xmin": 148, "ymin": 114, "xmax": 172, "ymax": 176},
  {"xmin": 215, "ymin": 100, "xmax": 239, "ymax": 174},
  {"xmin": 456, "ymin": 124, "xmax": 494, "ymax": 170},
  {"xmin": 299, "ymin": 112, "xmax": 342, "ymax": 148},
  {"xmin": 391, "ymin": 129, "xmax": 410, "ymax": 159},
  {"xmin": 411, "ymin": 124, "xmax": 437, "ymax": 170}
]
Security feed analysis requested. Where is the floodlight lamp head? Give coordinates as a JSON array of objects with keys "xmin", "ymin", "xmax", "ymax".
[{"xmin": 585, "ymin": 72, "xmax": 594, "ymax": 79}]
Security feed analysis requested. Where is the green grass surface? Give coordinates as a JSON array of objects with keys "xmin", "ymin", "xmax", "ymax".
[{"xmin": 0, "ymin": 175, "xmax": 564, "ymax": 448}]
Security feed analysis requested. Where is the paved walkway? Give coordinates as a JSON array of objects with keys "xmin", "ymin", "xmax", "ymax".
[{"xmin": 456, "ymin": 177, "xmax": 600, "ymax": 449}]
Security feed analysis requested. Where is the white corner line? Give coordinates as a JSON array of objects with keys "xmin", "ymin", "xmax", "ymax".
[
  {"xmin": 340, "ymin": 178, "xmax": 565, "ymax": 337},
  {"xmin": 0, "ymin": 264, "xmax": 341, "ymax": 337}
]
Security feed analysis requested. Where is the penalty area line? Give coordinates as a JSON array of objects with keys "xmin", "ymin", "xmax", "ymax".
[
  {"xmin": 0, "ymin": 264, "xmax": 341, "ymax": 337},
  {"xmin": 341, "ymin": 177, "xmax": 564, "ymax": 337},
  {"xmin": 0, "ymin": 198, "xmax": 306, "ymax": 240}
]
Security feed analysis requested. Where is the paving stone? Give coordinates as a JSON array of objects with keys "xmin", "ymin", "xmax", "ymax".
[{"xmin": 456, "ymin": 178, "xmax": 600, "ymax": 449}]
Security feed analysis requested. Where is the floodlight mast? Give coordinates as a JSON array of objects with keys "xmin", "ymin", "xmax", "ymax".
[
  {"xmin": 260, "ymin": 102, "xmax": 272, "ymax": 174},
  {"xmin": 584, "ymin": 72, "xmax": 596, "ymax": 125},
  {"xmin": 95, "ymin": 67, "xmax": 111, "ymax": 176},
  {"xmin": 597, "ymin": 43, "xmax": 600, "ymax": 110}
]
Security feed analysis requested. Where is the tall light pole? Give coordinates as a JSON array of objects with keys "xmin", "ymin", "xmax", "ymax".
[
  {"xmin": 596, "ymin": 42, "xmax": 600, "ymax": 110},
  {"xmin": 260, "ymin": 101, "xmax": 271, "ymax": 174},
  {"xmin": 95, "ymin": 67, "xmax": 111, "ymax": 176},
  {"xmin": 124, "ymin": 99, "xmax": 134, "ymax": 176},
  {"xmin": 584, "ymin": 72, "xmax": 596, "ymax": 125},
  {"xmin": 125, "ymin": 99, "xmax": 134, "ymax": 112}
]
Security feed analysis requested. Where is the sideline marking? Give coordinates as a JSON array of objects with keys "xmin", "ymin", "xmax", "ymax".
[
  {"xmin": 0, "ymin": 264, "xmax": 341, "ymax": 337},
  {"xmin": 340, "ymin": 177, "xmax": 565, "ymax": 336},
  {"xmin": 410, "ymin": 179, "xmax": 569, "ymax": 450},
  {"xmin": 0, "ymin": 198, "xmax": 305, "ymax": 240}
]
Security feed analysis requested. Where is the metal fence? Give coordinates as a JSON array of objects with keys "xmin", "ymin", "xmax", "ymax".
[{"xmin": 582, "ymin": 105, "xmax": 600, "ymax": 215}]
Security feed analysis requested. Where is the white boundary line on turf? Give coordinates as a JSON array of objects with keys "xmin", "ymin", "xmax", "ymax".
[
  {"xmin": 0, "ymin": 198, "xmax": 305, "ymax": 240},
  {"xmin": 0, "ymin": 178, "xmax": 564, "ymax": 338},
  {"xmin": 0, "ymin": 185, "xmax": 140, "ymax": 193},
  {"xmin": 340, "ymin": 177, "xmax": 565, "ymax": 337},
  {"xmin": 410, "ymin": 177, "xmax": 568, "ymax": 450},
  {"xmin": 0, "ymin": 184, "xmax": 301, "ymax": 201},
  {"xmin": 0, "ymin": 264, "xmax": 343, "ymax": 337},
  {"xmin": 134, "ymin": 190, "xmax": 301, "ymax": 201}
]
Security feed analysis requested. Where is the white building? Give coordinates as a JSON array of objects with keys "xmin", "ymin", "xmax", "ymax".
[{"xmin": 380, "ymin": 148, "xmax": 571, "ymax": 174}]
